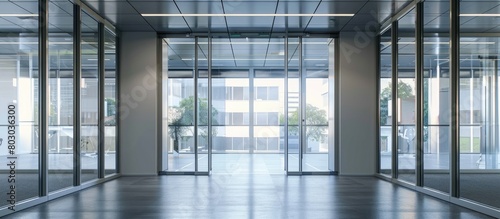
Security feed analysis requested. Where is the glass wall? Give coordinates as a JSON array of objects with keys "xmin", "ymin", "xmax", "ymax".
[
  {"xmin": 422, "ymin": 0, "xmax": 450, "ymax": 194},
  {"xmin": 397, "ymin": 9, "xmax": 416, "ymax": 184},
  {"xmin": 104, "ymin": 28, "xmax": 117, "ymax": 175},
  {"xmin": 80, "ymin": 10, "xmax": 99, "ymax": 182},
  {"xmin": 197, "ymin": 38, "xmax": 209, "ymax": 172},
  {"xmin": 164, "ymin": 38, "xmax": 196, "ymax": 172},
  {"xmin": 0, "ymin": 1, "xmax": 40, "ymax": 206},
  {"xmin": 379, "ymin": 29, "xmax": 392, "ymax": 176},
  {"xmin": 0, "ymin": 1, "xmax": 117, "ymax": 216},
  {"xmin": 287, "ymin": 37, "xmax": 300, "ymax": 172},
  {"xmin": 253, "ymin": 38, "xmax": 285, "ymax": 174},
  {"xmin": 162, "ymin": 36, "xmax": 334, "ymax": 174},
  {"xmin": 379, "ymin": 0, "xmax": 500, "ymax": 216},
  {"xmin": 302, "ymin": 38, "xmax": 331, "ymax": 172},
  {"xmin": 211, "ymin": 39, "xmax": 250, "ymax": 155},
  {"xmin": 459, "ymin": 1, "xmax": 500, "ymax": 208},
  {"xmin": 48, "ymin": 0, "xmax": 74, "ymax": 192}
]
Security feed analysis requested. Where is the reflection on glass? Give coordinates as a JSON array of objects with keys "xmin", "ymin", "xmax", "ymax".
[
  {"xmin": 80, "ymin": 11, "xmax": 99, "ymax": 182},
  {"xmin": 48, "ymin": 0, "xmax": 74, "ymax": 192},
  {"xmin": 104, "ymin": 28, "xmax": 117, "ymax": 175},
  {"xmin": 165, "ymin": 38, "xmax": 195, "ymax": 172},
  {"xmin": 422, "ymin": 1, "xmax": 450, "ymax": 194},
  {"xmin": 397, "ymin": 9, "xmax": 416, "ymax": 184},
  {"xmin": 287, "ymin": 37, "xmax": 300, "ymax": 172},
  {"xmin": 302, "ymin": 38, "xmax": 331, "ymax": 172},
  {"xmin": 211, "ymin": 77, "xmax": 249, "ymax": 153},
  {"xmin": 254, "ymin": 77, "xmax": 283, "ymax": 154},
  {"xmin": 0, "ymin": 1, "xmax": 39, "ymax": 205},
  {"xmin": 379, "ymin": 29, "xmax": 392, "ymax": 175},
  {"xmin": 255, "ymin": 68, "xmax": 285, "ymax": 174},
  {"xmin": 197, "ymin": 38, "xmax": 209, "ymax": 172},
  {"xmin": 460, "ymin": 35, "xmax": 500, "ymax": 208}
]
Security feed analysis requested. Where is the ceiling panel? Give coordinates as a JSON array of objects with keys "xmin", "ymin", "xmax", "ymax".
[
  {"xmin": 81, "ymin": 1, "xmax": 138, "ymax": 15},
  {"xmin": 106, "ymin": 14, "xmax": 150, "ymax": 25},
  {"xmin": 129, "ymin": 1, "xmax": 180, "ymax": 14},
  {"xmin": 7, "ymin": 1, "xmax": 38, "ymax": 14},
  {"xmin": 461, "ymin": 17, "xmax": 500, "ymax": 32},
  {"xmin": 305, "ymin": 16, "xmax": 351, "ymax": 32},
  {"xmin": 142, "ymin": 17, "xmax": 192, "ymax": 32},
  {"xmin": 49, "ymin": 1, "xmax": 73, "ymax": 15},
  {"xmin": 460, "ymin": 1, "xmax": 500, "ymax": 14},
  {"xmin": 315, "ymin": 1, "xmax": 366, "ymax": 14},
  {"xmin": 222, "ymin": 1, "xmax": 278, "ymax": 14},
  {"xmin": 226, "ymin": 17, "xmax": 275, "ymax": 32},
  {"xmin": 223, "ymin": 1, "xmax": 278, "ymax": 33},
  {"xmin": 424, "ymin": 14, "xmax": 448, "ymax": 32},
  {"xmin": 273, "ymin": 1, "xmax": 321, "ymax": 32},
  {"xmin": 8, "ymin": 0, "xmax": 500, "ymax": 35},
  {"xmin": 176, "ymin": 1, "xmax": 224, "ymax": 14}
]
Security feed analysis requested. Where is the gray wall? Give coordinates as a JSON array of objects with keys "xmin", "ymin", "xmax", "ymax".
[
  {"xmin": 338, "ymin": 31, "xmax": 378, "ymax": 175},
  {"xmin": 119, "ymin": 32, "xmax": 159, "ymax": 175}
]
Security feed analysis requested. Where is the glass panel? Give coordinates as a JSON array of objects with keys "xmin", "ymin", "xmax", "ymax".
[
  {"xmin": 164, "ymin": 38, "xmax": 195, "ymax": 172},
  {"xmin": 254, "ymin": 72, "xmax": 284, "ymax": 156},
  {"xmin": 379, "ymin": 29, "xmax": 392, "ymax": 176},
  {"xmin": 459, "ymin": 36, "xmax": 500, "ymax": 208},
  {"xmin": 422, "ymin": 1, "xmax": 450, "ymax": 194},
  {"xmin": 104, "ymin": 28, "xmax": 117, "ymax": 175},
  {"xmin": 211, "ymin": 38, "xmax": 250, "ymax": 174},
  {"xmin": 397, "ymin": 9, "xmax": 416, "ymax": 184},
  {"xmin": 80, "ymin": 11, "xmax": 99, "ymax": 182},
  {"xmin": 303, "ymin": 38, "xmax": 331, "ymax": 172},
  {"xmin": 197, "ymin": 38, "xmax": 209, "ymax": 172},
  {"xmin": 0, "ymin": 1, "xmax": 39, "ymax": 206},
  {"xmin": 48, "ymin": 0, "xmax": 74, "ymax": 192},
  {"xmin": 287, "ymin": 37, "xmax": 300, "ymax": 172},
  {"xmin": 211, "ymin": 77, "xmax": 250, "ymax": 154}
]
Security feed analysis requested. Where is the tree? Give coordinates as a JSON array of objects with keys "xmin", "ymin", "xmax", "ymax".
[
  {"xmin": 380, "ymin": 80, "xmax": 428, "ymax": 141},
  {"xmin": 168, "ymin": 96, "xmax": 218, "ymax": 153},
  {"xmin": 104, "ymin": 98, "xmax": 117, "ymax": 126},
  {"xmin": 279, "ymin": 104, "xmax": 328, "ymax": 142},
  {"xmin": 380, "ymin": 80, "xmax": 413, "ymax": 125}
]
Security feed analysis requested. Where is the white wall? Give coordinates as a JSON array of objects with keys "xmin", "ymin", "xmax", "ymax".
[
  {"xmin": 119, "ymin": 32, "xmax": 158, "ymax": 175},
  {"xmin": 338, "ymin": 31, "xmax": 378, "ymax": 175}
]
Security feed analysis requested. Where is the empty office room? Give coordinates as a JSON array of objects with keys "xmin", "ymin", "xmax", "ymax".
[{"xmin": 0, "ymin": 0, "xmax": 499, "ymax": 218}]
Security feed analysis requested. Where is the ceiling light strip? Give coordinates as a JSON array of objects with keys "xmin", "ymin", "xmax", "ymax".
[
  {"xmin": 167, "ymin": 42, "xmax": 326, "ymax": 45},
  {"xmin": 181, "ymin": 58, "xmax": 325, "ymax": 61},
  {"xmin": 381, "ymin": 42, "xmax": 495, "ymax": 45},
  {"xmin": 143, "ymin": 13, "xmax": 354, "ymax": 17}
]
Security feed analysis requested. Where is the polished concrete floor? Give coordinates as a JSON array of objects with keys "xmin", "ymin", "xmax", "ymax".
[{"xmin": 3, "ymin": 175, "xmax": 494, "ymax": 219}]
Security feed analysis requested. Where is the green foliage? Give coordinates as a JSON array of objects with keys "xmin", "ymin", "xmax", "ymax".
[
  {"xmin": 380, "ymin": 80, "xmax": 414, "ymax": 125},
  {"xmin": 168, "ymin": 96, "xmax": 219, "ymax": 152},
  {"xmin": 105, "ymin": 98, "xmax": 117, "ymax": 126},
  {"xmin": 279, "ymin": 104, "xmax": 328, "ymax": 142}
]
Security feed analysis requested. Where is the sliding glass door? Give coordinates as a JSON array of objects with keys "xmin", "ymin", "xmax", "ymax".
[
  {"xmin": 162, "ymin": 36, "xmax": 335, "ymax": 175},
  {"xmin": 286, "ymin": 37, "xmax": 334, "ymax": 174}
]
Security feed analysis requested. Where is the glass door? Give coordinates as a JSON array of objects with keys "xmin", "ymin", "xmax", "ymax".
[
  {"xmin": 286, "ymin": 37, "xmax": 334, "ymax": 174},
  {"xmin": 162, "ymin": 36, "xmax": 335, "ymax": 175},
  {"xmin": 162, "ymin": 38, "xmax": 209, "ymax": 174}
]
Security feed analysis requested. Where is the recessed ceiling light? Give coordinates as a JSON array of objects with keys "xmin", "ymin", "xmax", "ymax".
[{"xmin": 142, "ymin": 13, "xmax": 354, "ymax": 17}]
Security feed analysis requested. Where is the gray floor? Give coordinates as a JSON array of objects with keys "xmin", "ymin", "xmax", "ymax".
[{"xmin": 2, "ymin": 175, "xmax": 493, "ymax": 219}]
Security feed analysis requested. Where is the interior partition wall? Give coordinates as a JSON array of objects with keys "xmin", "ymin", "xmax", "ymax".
[
  {"xmin": 161, "ymin": 36, "xmax": 335, "ymax": 175},
  {"xmin": 0, "ymin": 1, "xmax": 118, "ymax": 217},
  {"xmin": 378, "ymin": 0, "xmax": 500, "ymax": 217}
]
